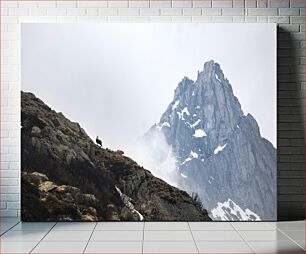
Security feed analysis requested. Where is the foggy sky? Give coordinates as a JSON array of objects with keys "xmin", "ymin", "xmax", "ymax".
[{"xmin": 21, "ymin": 23, "xmax": 276, "ymax": 149}]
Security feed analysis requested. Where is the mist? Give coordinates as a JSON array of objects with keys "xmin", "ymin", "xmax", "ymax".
[
  {"xmin": 125, "ymin": 129, "xmax": 179, "ymax": 187},
  {"xmin": 22, "ymin": 23, "xmax": 276, "ymax": 187},
  {"xmin": 22, "ymin": 23, "xmax": 276, "ymax": 151}
]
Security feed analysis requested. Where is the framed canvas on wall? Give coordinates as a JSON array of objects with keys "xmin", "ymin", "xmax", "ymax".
[{"xmin": 21, "ymin": 23, "xmax": 276, "ymax": 221}]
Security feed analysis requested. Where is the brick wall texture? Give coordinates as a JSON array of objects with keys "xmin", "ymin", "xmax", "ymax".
[{"xmin": 0, "ymin": 0, "xmax": 305, "ymax": 220}]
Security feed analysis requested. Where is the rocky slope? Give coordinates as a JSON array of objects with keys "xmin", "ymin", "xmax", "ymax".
[
  {"xmin": 22, "ymin": 171, "xmax": 100, "ymax": 221},
  {"xmin": 21, "ymin": 91, "xmax": 211, "ymax": 221},
  {"xmin": 145, "ymin": 60, "xmax": 276, "ymax": 220}
]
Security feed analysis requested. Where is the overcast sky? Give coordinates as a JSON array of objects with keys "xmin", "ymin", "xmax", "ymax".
[{"xmin": 22, "ymin": 23, "xmax": 276, "ymax": 149}]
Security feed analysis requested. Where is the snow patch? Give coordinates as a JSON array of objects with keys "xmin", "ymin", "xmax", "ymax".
[
  {"xmin": 177, "ymin": 107, "xmax": 190, "ymax": 120},
  {"xmin": 196, "ymin": 106, "xmax": 200, "ymax": 109},
  {"xmin": 190, "ymin": 119, "xmax": 201, "ymax": 128},
  {"xmin": 211, "ymin": 199, "xmax": 261, "ymax": 221},
  {"xmin": 172, "ymin": 100, "xmax": 179, "ymax": 110},
  {"xmin": 215, "ymin": 74, "xmax": 221, "ymax": 82},
  {"xmin": 180, "ymin": 173, "xmax": 187, "ymax": 178},
  {"xmin": 157, "ymin": 122, "xmax": 171, "ymax": 130},
  {"xmin": 161, "ymin": 122, "xmax": 170, "ymax": 128},
  {"xmin": 181, "ymin": 150, "xmax": 198, "ymax": 165},
  {"xmin": 193, "ymin": 129, "xmax": 207, "ymax": 138},
  {"xmin": 182, "ymin": 107, "xmax": 190, "ymax": 115},
  {"xmin": 181, "ymin": 157, "xmax": 192, "ymax": 165},
  {"xmin": 190, "ymin": 151, "xmax": 198, "ymax": 158},
  {"xmin": 115, "ymin": 186, "xmax": 144, "ymax": 221},
  {"xmin": 214, "ymin": 144, "xmax": 227, "ymax": 155}
]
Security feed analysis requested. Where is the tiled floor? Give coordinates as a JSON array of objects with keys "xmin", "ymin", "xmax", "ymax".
[{"xmin": 0, "ymin": 218, "xmax": 304, "ymax": 253}]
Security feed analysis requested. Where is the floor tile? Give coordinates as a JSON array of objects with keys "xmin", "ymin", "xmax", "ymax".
[
  {"xmin": 231, "ymin": 222, "xmax": 275, "ymax": 231},
  {"xmin": 282, "ymin": 230, "xmax": 305, "ymax": 249},
  {"xmin": 143, "ymin": 241, "xmax": 198, "ymax": 253},
  {"xmin": 144, "ymin": 230, "xmax": 193, "ymax": 241},
  {"xmin": 1, "ymin": 229, "xmax": 7, "ymax": 235},
  {"xmin": 282, "ymin": 230, "xmax": 305, "ymax": 241},
  {"xmin": 192, "ymin": 230, "xmax": 243, "ymax": 241},
  {"xmin": 189, "ymin": 222, "xmax": 234, "ymax": 231},
  {"xmin": 0, "ymin": 241, "xmax": 37, "ymax": 253},
  {"xmin": 268, "ymin": 222, "xmax": 278, "ymax": 229},
  {"xmin": 197, "ymin": 241, "xmax": 253, "ymax": 253},
  {"xmin": 249, "ymin": 240, "xmax": 305, "ymax": 253},
  {"xmin": 11, "ymin": 222, "xmax": 55, "ymax": 231},
  {"xmin": 90, "ymin": 230, "xmax": 143, "ymax": 241},
  {"xmin": 145, "ymin": 222, "xmax": 189, "ymax": 231},
  {"xmin": 42, "ymin": 230, "xmax": 92, "ymax": 242},
  {"xmin": 239, "ymin": 230, "xmax": 290, "ymax": 241},
  {"xmin": 276, "ymin": 221, "xmax": 305, "ymax": 231},
  {"xmin": 85, "ymin": 241, "xmax": 143, "ymax": 253},
  {"xmin": 295, "ymin": 240, "xmax": 305, "ymax": 250},
  {"xmin": 1, "ymin": 221, "xmax": 21, "ymax": 234},
  {"xmin": 96, "ymin": 222, "xmax": 143, "ymax": 231},
  {"xmin": 1, "ymin": 221, "xmax": 21, "ymax": 228},
  {"xmin": 52, "ymin": 222, "xmax": 96, "ymax": 231},
  {"xmin": 1, "ymin": 230, "xmax": 47, "ymax": 242},
  {"xmin": 32, "ymin": 241, "xmax": 87, "ymax": 253}
]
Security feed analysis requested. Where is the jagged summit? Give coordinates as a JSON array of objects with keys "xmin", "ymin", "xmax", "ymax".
[
  {"xmin": 145, "ymin": 60, "xmax": 276, "ymax": 221},
  {"xmin": 174, "ymin": 77, "xmax": 194, "ymax": 99},
  {"xmin": 160, "ymin": 60, "xmax": 244, "ymax": 156},
  {"xmin": 203, "ymin": 59, "xmax": 223, "ymax": 72},
  {"xmin": 175, "ymin": 60, "xmax": 227, "ymax": 98}
]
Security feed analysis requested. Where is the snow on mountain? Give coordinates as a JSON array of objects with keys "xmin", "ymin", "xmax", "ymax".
[
  {"xmin": 181, "ymin": 173, "xmax": 187, "ymax": 178},
  {"xmin": 115, "ymin": 185, "xmax": 144, "ymax": 221},
  {"xmin": 190, "ymin": 151, "xmax": 198, "ymax": 158},
  {"xmin": 190, "ymin": 119, "xmax": 201, "ymax": 128},
  {"xmin": 215, "ymin": 73, "xmax": 222, "ymax": 82},
  {"xmin": 213, "ymin": 144, "xmax": 227, "ymax": 155},
  {"xmin": 181, "ymin": 157, "xmax": 192, "ymax": 165},
  {"xmin": 193, "ymin": 129, "xmax": 207, "ymax": 138},
  {"xmin": 177, "ymin": 107, "xmax": 190, "ymax": 120},
  {"xmin": 172, "ymin": 100, "xmax": 180, "ymax": 110},
  {"xmin": 211, "ymin": 199, "xmax": 261, "ymax": 221},
  {"xmin": 144, "ymin": 60, "xmax": 276, "ymax": 221},
  {"xmin": 181, "ymin": 151, "xmax": 198, "ymax": 165},
  {"xmin": 161, "ymin": 122, "xmax": 170, "ymax": 128}
]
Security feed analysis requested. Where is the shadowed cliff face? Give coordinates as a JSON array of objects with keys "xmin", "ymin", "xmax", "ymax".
[
  {"xmin": 145, "ymin": 60, "xmax": 276, "ymax": 220},
  {"xmin": 21, "ymin": 91, "xmax": 211, "ymax": 222}
]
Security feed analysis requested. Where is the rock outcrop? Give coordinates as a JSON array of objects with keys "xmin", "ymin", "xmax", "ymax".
[
  {"xmin": 22, "ymin": 171, "xmax": 99, "ymax": 221},
  {"xmin": 146, "ymin": 60, "xmax": 276, "ymax": 220},
  {"xmin": 21, "ymin": 91, "xmax": 211, "ymax": 221}
]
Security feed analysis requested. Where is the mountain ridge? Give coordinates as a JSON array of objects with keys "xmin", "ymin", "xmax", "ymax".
[
  {"xmin": 145, "ymin": 60, "xmax": 276, "ymax": 220},
  {"xmin": 21, "ymin": 91, "xmax": 211, "ymax": 221}
]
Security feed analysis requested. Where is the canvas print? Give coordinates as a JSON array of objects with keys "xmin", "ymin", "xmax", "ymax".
[{"xmin": 21, "ymin": 24, "xmax": 276, "ymax": 221}]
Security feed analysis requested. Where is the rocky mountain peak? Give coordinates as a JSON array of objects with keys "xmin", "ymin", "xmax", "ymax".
[
  {"xmin": 174, "ymin": 76, "xmax": 194, "ymax": 99},
  {"xmin": 196, "ymin": 60, "xmax": 224, "ymax": 82},
  {"xmin": 145, "ymin": 60, "xmax": 276, "ymax": 220},
  {"xmin": 159, "ymin": 60, "xmax": 244, "ymax": 156}
]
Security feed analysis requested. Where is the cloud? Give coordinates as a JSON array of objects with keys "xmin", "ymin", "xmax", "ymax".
[{"xmin": 125, "ymin": 128, "xmax": 179, "ymax": 187}]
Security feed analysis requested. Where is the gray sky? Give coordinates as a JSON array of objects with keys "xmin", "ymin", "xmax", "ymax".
[{"xmin": 22, "ymin": 23, "xmax": 276, "ymax": 149}]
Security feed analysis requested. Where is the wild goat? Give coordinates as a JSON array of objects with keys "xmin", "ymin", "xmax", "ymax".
[{"xmin": 96, "ymin": 136, "xmax": 102, "ymax": 147}]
